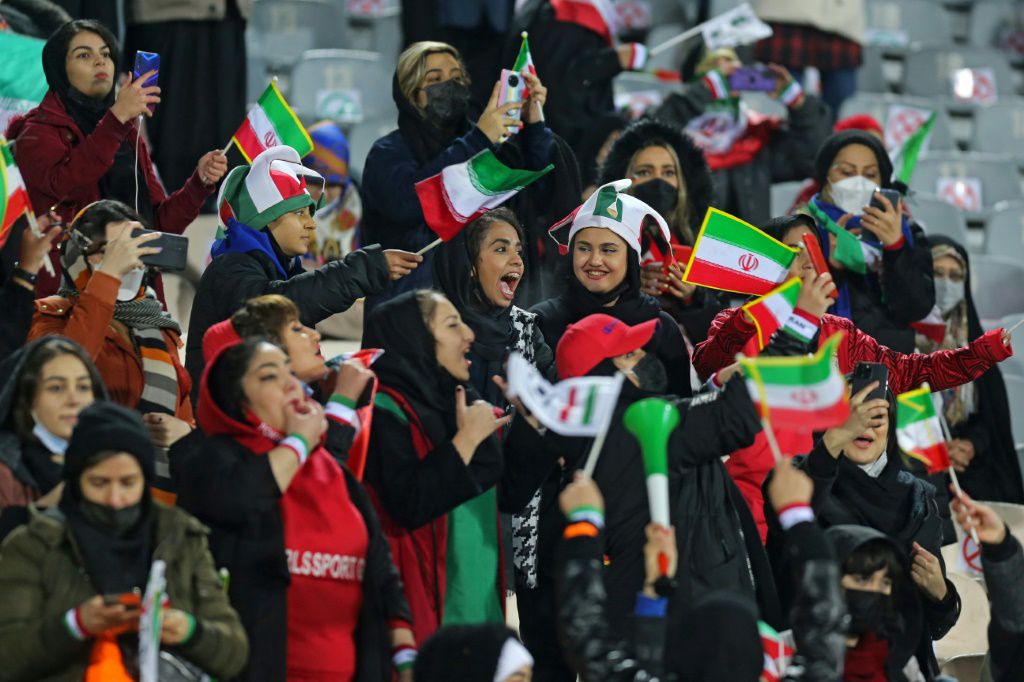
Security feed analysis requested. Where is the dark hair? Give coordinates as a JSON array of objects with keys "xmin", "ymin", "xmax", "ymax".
[
  {"xmin": 413, "ymin": 289, "xmax": 447, "ymax": 330},
  {"xmin": 760, "ymin": 214, "xmax": 817, "ymax": 243},
  {"xmin": 71, "ymin": 199, "xmax": 147, "ymax": 243},
  {"xmin": 231, "ymin": 295, "xmax": 301, "ymax": 346},
  {"xmin": 12, "ymin": 338, "xmax": 104, "ymax": 442},
  {"xmin": 464, "ymin": 208, "xmax": 524, "ymax": 266},
  {"xmin": 208, "ymin": 338, "xmax": 278, "ymax": 422},
  {"xmin": 842, "ymin": 537, "xmax": 904, "ymax": 583},
  {"xmin": 42, "ymin": 19, "xmax": 120, "ymax": 91}
]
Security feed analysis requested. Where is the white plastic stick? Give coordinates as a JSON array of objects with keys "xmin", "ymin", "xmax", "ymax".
[
  {"xmin": 649, "ymin": 24, "xmax": 704, "ymax": 57},
  {"xmin": 416, "ymin": 238, "xmax": 443, "ymax": 256}
]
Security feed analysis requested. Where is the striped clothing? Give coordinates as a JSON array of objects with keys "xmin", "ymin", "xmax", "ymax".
[{"xmin": 134, "ymin": 326, "xmax": 179, "ymax": 502}]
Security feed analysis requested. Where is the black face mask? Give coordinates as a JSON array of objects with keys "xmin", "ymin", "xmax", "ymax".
[
  {"xmin": 631, "ymin": 178, "xmax": 679, "ymax": 219},
  {"xmin": 423, "ymin": 79, "xmax": 471, "ymax": 128},
  {"xmin": 629, "ymin": 353, "xmax": 668, "ymax": 393},
  {"xmin": 79, "ymin": 499, "xmax": 143, "ymax": 533},
  {"xmin": 845, "ymin": 588, "xmax": 887, "ymax": 636}
]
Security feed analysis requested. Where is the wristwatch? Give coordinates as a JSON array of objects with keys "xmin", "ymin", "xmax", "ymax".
[{"xmin": 12, "ymin": 264, "xmax": 38, "ymax": 286}]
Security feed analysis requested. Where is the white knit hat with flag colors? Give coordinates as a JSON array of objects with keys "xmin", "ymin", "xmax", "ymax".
[
  {"xmin": 739, "ymin": 332, "xmax": 850, "ymax": 431},
  {"xmin": 548, "ymin": 179, "xmax": 673, "ymax": 260},
  {"xmin": 217, "ymin": 145, "xmax": 325, "ymax": 231},
  {"xmin": 896, "ymin": 385, "xmax": 952, "ymax": 474},
  {"xmin": 0, "ymin": 136, "xmax": 30, "ymax": 250},
  {"xmin": 505, "ymin": 352, "xmax": 623, "ymax": 438},
  {"xmin": 414, "ymin": 149, "xmax": 553, "ymax": 242},
  {"xmin": 683, "ymin": 207, "xmax": 798, "ymax": 295},
  {"xmin": 741, "ymin": 277, "xmax": 802, "ymax": 353},
  {"xmin": 232, "ymin": 81, "xmax": 313, "ymax": 164}
]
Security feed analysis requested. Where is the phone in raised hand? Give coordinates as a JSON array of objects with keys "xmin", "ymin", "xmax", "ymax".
[
  {"xmin": 132, "ymin": 51, "xmax": 160, "ymax": 113},
  {"xmin": 497, "ymin": 68, "xmax": 526, "ymax": 139},
  {"xmin": 801, "ymin": 232, "xmax": 838, "ymax": 299}
]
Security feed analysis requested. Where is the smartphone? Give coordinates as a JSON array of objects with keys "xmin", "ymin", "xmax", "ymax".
[
  {"xmin": 132, "ymin": 51, "xmax": 160, "ymax": 112},
  {"xmin": 131, "ymin": 228, "xmax": 188, "ymax": 271},
  {"xmin": 729, "ymin": 66, "xmax": 776, "ymax": 92},
  {"xmin": 103, "ymin": 591, "xmax": 142, "ymax": 609},
  {"xmin": 497, "ymin": 68, "xmax": 526, "ymax": 136},
  {"xmin": 801, "ymin": 232, "xmax": 839, "ymax": 299},
  {"xmin": 851, "ymin": 362, "xmax": 889, "ymax": 402},
  {"xmin": 869, "ymin": 188, "xmax": 901, "ymax": 213}
]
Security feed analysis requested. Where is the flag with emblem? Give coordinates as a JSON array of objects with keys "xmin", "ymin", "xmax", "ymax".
[
  {"xmin": 739, "ymin": 332, "xmax": 850, "ymax": 430},
  {"xmin": 896, "ymin": 385, "xmax": 951, "ymax": 474},
  {"xmin": 683, "ymin": 207, "xmax": 798, "ymax": 295},
  {"xmin": 0, "ymin": 136, "xmax": 30, "ymax": 250},
  {"xmin": 742, "ymin": 278, "xmax": 802, "ymax": 353},
  {"xmin": 506, "ymin": 352, "xmax": 623, "ymax": 437},
  {"xmin": 232, "ymin": 81, "xmax": 313, "ymax": 163},
  {"xmin": 415, "ymin": 149, "xmax": 553, "ymax": 242}
]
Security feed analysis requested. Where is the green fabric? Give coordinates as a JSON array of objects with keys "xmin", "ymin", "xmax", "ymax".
[
  {"xmin": 442, "ymin": 487, "xmax": 502, "ymax": 625},
  {"xmin": 374, "ymin": 392, "xmax": 408, "ymax": 424}
]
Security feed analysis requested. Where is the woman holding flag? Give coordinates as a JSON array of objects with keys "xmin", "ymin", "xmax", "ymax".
[{"xmin": 7, "ymin": 19, "xmax": 228, "ymax": 296}]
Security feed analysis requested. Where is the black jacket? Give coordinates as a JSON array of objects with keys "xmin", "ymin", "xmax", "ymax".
[
  {"xmin": 184, "ymin": 245, "xmax": 389, "ymax": 401},
  {"xmin": 175, "ymin": 435, "xmax": 410, "ymax": 682},
  {"xmin": 558, "ymin": 518, "xmax": 846, "ymax": 681},
  {"xmin": 0, "ymin": 276, "xmax": 34, "ymax": 363},
  {"xmin": 653, "ymin": 83, "xmax": 831, "ymax": 228},
  {"xmin": 982, "ymin": 531, "xmax": 1024, "ymax": 682}
]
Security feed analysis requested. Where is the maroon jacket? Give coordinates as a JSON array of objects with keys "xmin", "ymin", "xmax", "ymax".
[{"xmin": 7, "ymin": 91, "xmax": 214, "ymax": 295}]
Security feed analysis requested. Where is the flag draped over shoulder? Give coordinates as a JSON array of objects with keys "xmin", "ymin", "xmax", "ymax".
[
  {"xmin": 415, "ymin": 150, "xmax": 553, "ymax": 242},
  {"xmin": 0, "ymin": 137, "xmax": 31, "ymax": 250},
  {"xmin": 739, "ymin": 332, "xmax": 850, "ymax": 430},
  {"xmin": 683, "ymin": 207, "xmax": 798, "ymax": 295},
  {"xmin": 505, "ymin": 353, "xmax": 623, "ymax": 437},
  {"xmin": 896, "ymin": 385, "xmax": 951, "ymax": 474},
  {"xmin": 232, "ymin": 82, "xmax": 313, "ymax": 163}
]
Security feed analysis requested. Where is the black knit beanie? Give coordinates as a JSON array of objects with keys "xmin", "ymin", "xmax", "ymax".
[
  {"xmin": 64, "ymin": 402, "xmax": 156, "ymax": 483},
  {"xmin": 813, "ymin": 130, "xmax": 893, "ymax": 189}
]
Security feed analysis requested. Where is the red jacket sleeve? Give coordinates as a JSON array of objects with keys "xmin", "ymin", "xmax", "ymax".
[{"xmin": 691, "ymin": 307, "xmax": 756, "ymax": 382}]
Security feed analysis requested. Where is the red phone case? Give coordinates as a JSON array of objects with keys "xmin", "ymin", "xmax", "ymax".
[{"xmin": 801, "ymin": 233, "xmax": 838, "ymax": 299}]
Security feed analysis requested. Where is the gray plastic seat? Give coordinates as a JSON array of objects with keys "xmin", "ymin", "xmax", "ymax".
[
  {"xmin": 248, "ymin": 0, "xmax": 347, "ymax": 68},
  {"xmin": 902, "ymin": 47, "xmax": 1016, "ymax": 101},
  {"xmin": 970, "ymin": 102, "xmax": 1024, "ymax": 166},
  {"xmin": 907, "ymin": 192, "xmax": 969, "ymax": 245},
  {"xmin": 289, "ymin": 49, "xmax": 396, "ymax": 123},
  {"xmin": 838, "ymin": 93, "xmax": 956, "ymax": 152},
  {"xmin": 865, "ymin": 0, "xmax": 954, "ymax": 53},
  {"xmin": 770, "ymin": 181, "xmax": 804, "ymax": 216},
  {"xmin": 969, "ymin": 1, "xmax": 1024, "ymax": 64},
  {"xmin": 343, "ymin": 4, "xmax": 402, "ymax": 66},
  {"xmin": 970, "ymin": 254, "xmax": 1024, "ymax": 320},
  {"xmin": 909, "ymin": 153, "xmax": 1022, "ymax": 221},
  {"xmin": 647, "ymin": 23, "xmax": 687, "ymax": 73},
  {"xmin": 984, "ymin": 202, "xmax": 1024, "ymax": 259},
  {"xmin": 347, "ymin": 116, "xmax": 398, "ymax": 182},
  {"xmin": 859, "ymin": 45, "xmax": 889, "ymax": 94},
  {"xmin": 1003, "ymin": 376, "xmax": 1024, "ymax": 449}
]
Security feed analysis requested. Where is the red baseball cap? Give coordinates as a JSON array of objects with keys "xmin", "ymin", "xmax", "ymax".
[{"xmin": 556, "ymin": 314, "xmax": 659, "ymax": 379}]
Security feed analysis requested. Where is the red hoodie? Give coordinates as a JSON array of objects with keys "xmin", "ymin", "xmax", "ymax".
[{"xmin": 198, "ymin": 326, "xmax": 368, "ymax": 680}]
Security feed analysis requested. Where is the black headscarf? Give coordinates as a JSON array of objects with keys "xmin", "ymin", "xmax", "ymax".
[
  {"xmin": 926, "ymin": 236, "xmax": 1023, "ymax": 503},
  {"xmin": 668, "ymin": 592, "xmax": 763, "ymax": 681},
  {"xmin": 394, "ymin": 72, "xmax": 472, "ymax": 167},
  {"xmin": 813, "ymin": 130, "xmax": 894, "ymax": 190},
  {"xmin": 41, "ymin": 20, "xmax": 154, "ymax": 224},
  {"xmin": 59, "ymin": 401, "xmax": 155, "ymax": 595}
]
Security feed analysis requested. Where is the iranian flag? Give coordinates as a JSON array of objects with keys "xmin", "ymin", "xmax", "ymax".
[
  {"xmin": 0, "ymin": 32, "xmax": 47, "ymax": 135},
  {"xmin": 232, "ymin": 81, "xmax": 313, "ymax": 163},
  {"xmin": 326, "ymin": 348, "xmax": 384, "ymax": 481},
  {"xmin": 911, "ymin": 305, "xmax": 947, "ymax": 344},
  {"xmin": 893, "ymin": 112, "xmax": 936, "ymax": 185},
  {"xmin": 896, "ymin": 385, "xmax": 951, "ymax": 474},
  {"xmin": 683, "ymin": 207, "xmax": 799, "ymax": 295},
  {"xmin": 550, "ymin": 0, "xmax": 618, "ymax": 46},
  {"xmin": 0, "ymin": 137, "xmax": 30, "ymax": 249},
  {"xmin": 806, "ymin": 201, "xmax": 881, "ymax": 275},
  {"xmin": 742, "ymin": 277, "xmax": 802, "ymax": 353},
  {"xmin": 512, "ymin": 32, "xmax": 537, "ymax": 77},
  {"xmin": 506, "ymin": 353, "xmax": 623, "ymax": 437},
  {"xmin": 759, "ymin": 621, "xmax": 795, "ymax": 682},
  {"xmin": 415, "ymin": 149, "xmax": 553, "ymax": 242},
  {"xmin": 739, "ymin": 332, "xmax": 850, "ymax": 431}
]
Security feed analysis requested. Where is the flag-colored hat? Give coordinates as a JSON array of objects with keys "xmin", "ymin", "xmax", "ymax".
[
  {"xmin": 556, "ymin": 313, "xmax": 659, "ymax": 379},
  {"xmin": 217, "ymin": 145, "xmax": 326, "ymax": 230},
  {"xmin": 548, "ymin": 179, "xmax": 672, "ymax": 261}
]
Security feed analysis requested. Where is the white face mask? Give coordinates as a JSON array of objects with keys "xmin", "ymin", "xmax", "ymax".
[
  {"xmin": 829, "ymin": 176, "xmax": 878, "ymax": 216},
  {"xmin": 117, "ymin": 268, "xmax": 146, "ymax": 302},
  {"xmin": 934, "ymin": 276, "xmax": 965, "ymax": 314}
]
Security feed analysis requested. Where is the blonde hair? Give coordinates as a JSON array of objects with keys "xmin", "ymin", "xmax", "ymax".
[
  {"xmin": 396, "ymin": 41, "xmax": 467, "ymax": 109},
  {"xmin": 695, "ymin": 47, "xmax": 739, "ymax": 78},
  {"xmin": 626, "ymin": 142, "xmax": 693, "ymax": 244}
]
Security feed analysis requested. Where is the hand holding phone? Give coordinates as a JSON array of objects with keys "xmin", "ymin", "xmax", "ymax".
[
  {"xmin": 102, "ymin": 590, "xmax": 142, "ymax": 610},
  {"xmin": 801, "ymin": 233, "xmax": 839, "ymax": 299},
  {"xmin": 869, "ymin": 188, "xmax": 901, "ymax": 214},
  {"xmin": 497, "ymin": 69, "xmax": 526, "ymax": 137},
  {"xmin": 729, "ymin": 66, "xmax": 777, "ymax": 92},
  {"xmin": 132, "ymin": 51, "xmax": 160, "ymax": 113},
  {"xmin": 131, "ymin": 228, "xmax": 188, "ymax": 271},
  {"xmin": 851, "ymin": 362, "xmax": 889, "ymax": 403}
]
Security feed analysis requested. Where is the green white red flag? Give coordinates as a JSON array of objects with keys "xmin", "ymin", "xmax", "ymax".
[
  {"xmin": 0, "ymin": 136, "xmax": 30, "ymax": 250},
  {"xmin": 415, "ymin": 149, "xmax": 552, "ymax": 242},
  {"xmin": 232, "ymin": 81, "xmax": 313, "ymax": 163},
  {"xmin": 506, "ymin": 352, "xmax": 623, "ymax": 437},
  {"xmin": 896, "ymin": 385, "xmax": 951, "ymax": 474},
  {"xmin": 911, "ymin": 306, "xmax": 947, "ymax": 344},
  {"xmin": 550, "ymin": 0, "xmax": 618, "ymax": 46},
  {"xmin": 739, "ymin": 332, "xmax": 850, "ymax": 431},
  {"xmin": 759, "ymin": 621, "xmax": 794, "ymax": 682},
  {"xmin": 742, "ymin": 277, "xmax": 802, "ymax": 353},
  {"xmin": 806, "ymin": 200, "xmax": 882, "ymax": 275},
  {"xmin": 683, "ymin": 207, "xmax": 799, "ymax": 295},
  {"xmin": 512, "ymin": 32, "xmax": 537, "ymax": 77}
]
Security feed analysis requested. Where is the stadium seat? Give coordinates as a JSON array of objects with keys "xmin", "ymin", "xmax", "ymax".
[
  {"xmin": 969, "ymin": 254, "xmax": 1024, "ymax": 321},
  {"xmin": 970, "ymin": 102, "xmax": 1024, "ymax": 164},
  {"xmin": 769, "ymin": 181, "xmax": 804, "ymax": 216},
  {"xmin": 838, "ymin": 93, "xmax": 957, "ymax": 152},
  {"xmin": 289, "ymin": 49, "xmax": 396, "ymax": 124},
  {"xmin": 343, "ymin": 4, "xmax": 402, "ymax": 65},
  {"xmin": 984, "ymin": 202, "xmax": 1024, "ymax": 259},
  {"xmin": 858, "ymin": 45, "xmax": 890, "ymax": 94},
  {"xmin": 901, "ymin": 47, "xmax": 1016, "ymax": 105},
  {"xmin": 646, "ymin": 23, "xmax": 687, "ymax": 73},
  {"xmin": 248, "ymin": 0, "xmax": 347, "ymax": 69},
  {"xmin": 934, "ymin": 572, "xmax": 989, "ymax": 666},
  {"xmin": 907, "ymin": 192, "xmax": 970, "ymax": 245},
  {"xmin": 939, "ymin": 654, "xmax": 985, "ymax": 681},
  {"xmin": 246, "ymin": 54, "xmax": 271, "ymax": 106},
  {"xmin": 988, "ymin": 501, "xmax": 1024, "ymax": 539},
  {"xmin": 865, "ymin": 0, "xmax": 955, "ymax": 53},
  {"xmin": 346, "ymin": 116, "xmax": 399, "ymax": 181},
  {"xmin": 1004, "ymin": 376, "xmax": 1024, "ymax": 448},
  {"xmin": 909, "ymin": 153, "xmax": 1022, "ymax": 222},
  {"xmin": 969, "ymin": 1, "xmax": 1024, "ymax": 65}
]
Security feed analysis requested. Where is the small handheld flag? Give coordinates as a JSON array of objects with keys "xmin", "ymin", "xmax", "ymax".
[
  {"xmin": 806, "ymin": 200, "xmax": 882, "ymax": 275},
  {"xmin": 683, "ymin": 207, "xmax": 798, "ymax": 295},
  {"xmin": 0, "ymin": 136, "xmax": 31, "ymax": 250},
  {"xmin": 894, "ymin": 112, "xmax": 936, "ymax": 185},
  {"xmin": 138, "ymin": 560, "xmax": 168, "ymax": 682},
  {"xmin": 326, "ymin": 348, "xmax": 384, "ymax": 481},
  {"xmin": 231, "ymin": 81, "xmax": 313, "ymax": 163},
  {"xmin": 895, "ymin": 385, "xmax": 951, "ymax": 474},
  {"xmin": 742, "ymin": 278, "xmax": 802, "ymax": 353}
]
